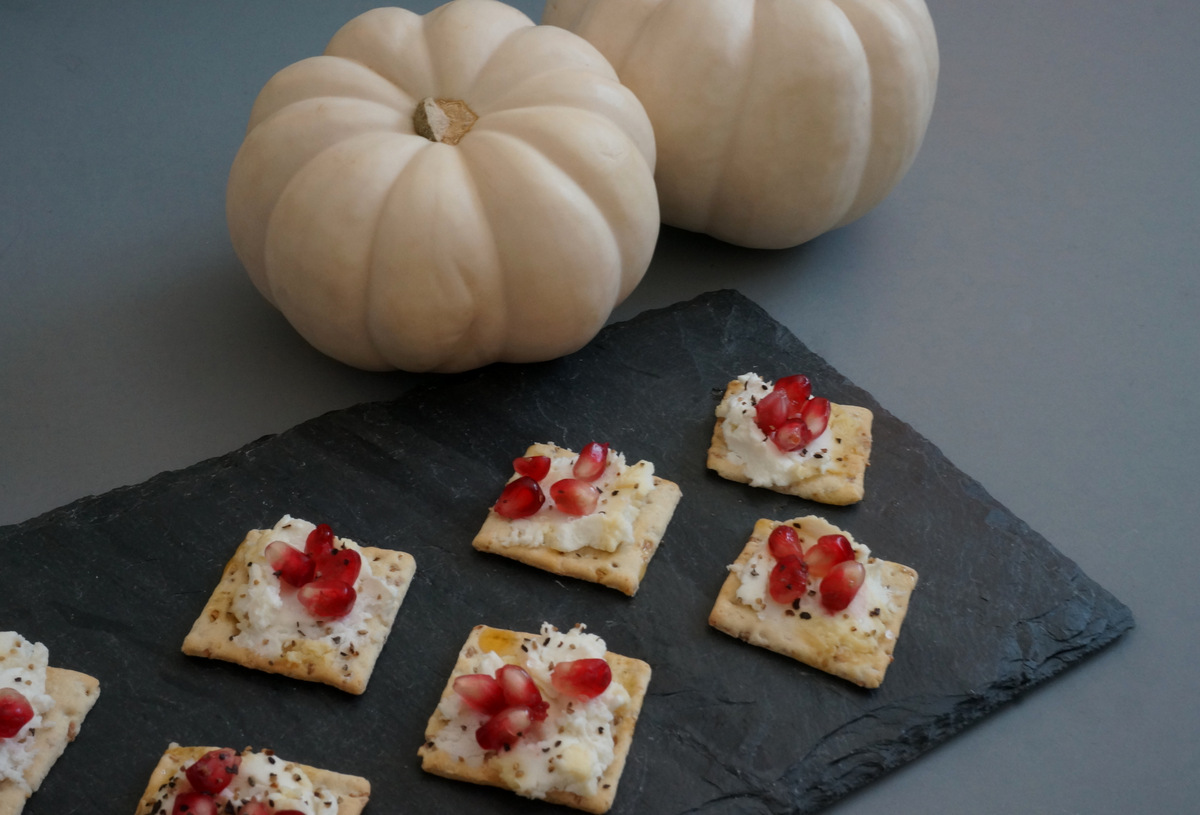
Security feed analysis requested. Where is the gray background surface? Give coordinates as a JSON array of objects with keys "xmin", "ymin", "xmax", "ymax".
[{"xmin": 1, "ymin": 1, "xmax": 1196, "ymax": 813}]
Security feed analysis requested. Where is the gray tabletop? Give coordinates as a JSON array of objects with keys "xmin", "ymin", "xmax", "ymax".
[{"xmin": 2, "ymin": 1, "xmax": 1196, "ymax": 813}]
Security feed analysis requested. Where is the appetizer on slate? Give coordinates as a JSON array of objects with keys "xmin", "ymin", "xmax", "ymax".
[
  {"xmin": 709, "ymin": 516, "xmax": 917, "ymax": 688},
  {"xmin": 135, "ymin": 743, "xmax": 370, "ymax": 815},
  {"xmin": 473, "ymin": 443, "xmax": 681, "ymax": 595},
  {"xmin": 708, "ymin": 372, "xmax": 872, "ymax": 505},
  {"xmin": 419, "ymin": 623, "xmax": 651, "ymax": 814},
  {"xmin": 182, "ymin": 515, "xmax": 415, "ymax": 694},
  {"xmin": 0, "ymin": 631, "xmax": 99, "ymax": 815}
]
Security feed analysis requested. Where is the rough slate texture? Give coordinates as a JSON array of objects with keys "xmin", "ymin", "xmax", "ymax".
[{"xmin": 0, "ymin": 290, "xmax": 1133, "ymax": 814}]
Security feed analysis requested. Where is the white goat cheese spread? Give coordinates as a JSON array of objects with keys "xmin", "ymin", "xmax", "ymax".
[
  {"xmin": 230, "ymin": 515, "xmax": 398, "ymax": 660},
  {"xmin": 432, "ymin": 623, "xmax": 629, "ymax": 801},
  {"xmin": 494, "ymin": 446, "xmax": 656, "ymax": 553},
  {"xmin": 0, "ymin": 632, "xmax": 55, "ymax": 793},
  {"xmin": 149, "ymin": 748, "xmax": 330, "ymax": 814},
  {"xmin": 715, "ymin": 372, "xmax": 835, "ymax": 488}
]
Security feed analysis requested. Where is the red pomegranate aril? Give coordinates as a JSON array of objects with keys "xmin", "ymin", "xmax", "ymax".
[
  {"xmin": 265, "ymin": 541, "xmax": 315, "ymax": 587},
  {"xmin": 185, "ymin": 748, "xmax": 241, "ymax": 795},
  {"xmin": 550, "ymin": 479, "xmax": 600, "ymax": 516},
  {"xmin": 766, "ymin": 525, "xmax": 803, "ymax": 561},
  {"xmin": 172, "ymin": 793, "xmax": 218, "ymax": 815},
  {"xmin": 768, "ymin": 554, "xmax": 809, "ymax": 605},
  {"xmin": 494, "ymin": 476, "xmax": 545, "ymax": 519},
  {"xmin": 573, "ymin": 442, "xmax": 609, "ymax": 481},
  {"xmin": 237, "ymin": 803, "xmax": 271, "ymax": 815},
  {"xmin": 513, "ymin": 455, "xmax": 551, "ymax": 481},
  {"xmin": 476, "ymin": 706, "xmax": 533, "ymax": 751},
  {"xmin": 754, "ymin": 389, "xmax": 791, "ymax": 435},
  {"xmin": 496, "ymin": 664, "xmax": 549, "ymax": 721},
  {"xmin": 550, "ymin": 659, "xmax": 612, "ymax": 701},
  {"xmin": 305, "ymin": 523, "xmax": 336, "ymax": 558},
  {"xmin": 820, "ymin": 560, "xmax": 866, "ymax": 612},
  {"xmin": 800, "ymin": 397, "xmax": 831, "ymax": 440},
  {"xmin": 453, "ymin": 674, "xmax": 507, "ymax": 716},
  {"xmin": 771, "ymin": 419, "xmax": 813, "ymax": 453},
  {"xmin": 297, "ymin": 579, "xmax": 357, "ymax": 618},
  {"xmin": 313, "ymin": 546, "xmax": 362, "ymax": 586},
  {"xmin": 774, "ymin": 374, "xmax": 812, "ymax": 406},
  {"xmin": 0, "ymin": 688, "xmax": 34, "ymax": 738},
  {"xmin": 805, "ymin": 534, "xmax": 856, "ymax": 579}
]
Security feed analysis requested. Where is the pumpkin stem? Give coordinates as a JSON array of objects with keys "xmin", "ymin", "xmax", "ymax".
[{"xmin": 413, "ymin": 97, "xmax": 478, "ymax": 145}]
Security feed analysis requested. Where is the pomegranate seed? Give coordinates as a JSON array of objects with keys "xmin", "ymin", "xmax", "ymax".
[
  {"xmin": 550, "ymin": 659, "xmax": 613, "ymax": 701},
  {"xmin": 305, "ymin": 523, "xmax": 336, "ymax": 558},
  {"xmin": 774, "ymin": 374, "xmax": 812, "ymax": 406},
  {"xmin": 297, "ymin": 579, "xmax": 357, "ymax": 618},
  {"xmin": 496, "ymin": 664, "xmax": 549, "ymax": 721},
  {"xmin": 237, "ymin": 803, "xmax": 271, "ymax": 815},
  {"xmin": 771, "ymin": 419, "xmax": 813, "ymax": 452},
  {"xmin": 513, "ymin": 455, "xmax": 551, "ymax": 481},
  {"xmin": 573, "ymin": 442, "xmax": 609, "ymax": 481},
  {"xmin": 265, "ymin": 541, "xmax": 315, "ymax": 587},
  {"xmin": 805, "ymin": 534, "xmax": 856, "ymax": 579},
  {"xmin": 754, "ymin": 389, "xmax": 791, "ymax": 435},
  {"xmin": 800, "ymin": 397, "xmax": 831, "ymax": 440},
  {"xmin": 550, "ymin": 479, "xmax": 600, "ymax": 516},
  {"xmin": 0, "ymin": 688, "xmax": 34, "ymax": 738},
  {"xmin": 453, "ymin": 674, "xmax": 507, "ymax": 716},
  {"xmin": 476, "ymin": 706, "xmax": 533, "ymax": 751},
  {"xmin": 493, "ymin": 476, "xmax": 545, "ymax": 519},
  {"xmin": 185, "ymin": 748, "xmax": 240, "ymax": 795},
  {"xmin": 768, "ymin": 554, "xmax": 809, "ymax": 605},
  {"xmin": 820, "ymin": 560, "xmax": 866, "ymax": 612},
  {"xmin": 313, "ymin": 546, "xmax": 362, "ymax": 586},
  {"xmin": 172, "ymin": 793, "xmax": 218, "ymax": 815},
  {"xmin": 766, "ymin": 525, "xmax": 803, "ymax": 561}
]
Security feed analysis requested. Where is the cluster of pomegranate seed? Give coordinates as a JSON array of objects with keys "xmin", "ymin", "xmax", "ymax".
[
  {"xmin": 0, "ymin": 688, "xmax": 34, "ymax": 738},
  {"xmin": 753, "ymin": 374, "xmax": 831, "ymax": 453},
  {"xmin": 454, "ymin": 658, "xmax": 612, "ymax": 751},
  {"xmin": 765, "ymin": 525, "xmax": 865, "ymax": 613},
  {"xmin": 264, "ymin": 524, "xmax": 360, "ymax": 619},
  {"xmin": 168, "ymin": 749, "xmax": 305, "ymax": 815},
  {"xmin": 493, "ymin": 442, "xmax": 610, "ymax": 520}
]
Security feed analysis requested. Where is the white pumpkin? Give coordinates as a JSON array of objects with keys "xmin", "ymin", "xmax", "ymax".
[
  {"xmin": 543, "ymin": 0, "xmax": 939, "ymax": 249},
  {"xmin": 226, "ymin": 0, "xmax": 658, "ymax": 372}
]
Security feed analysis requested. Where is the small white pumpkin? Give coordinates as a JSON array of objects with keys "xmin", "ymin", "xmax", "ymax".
[
  {"xmin": 543, "ymin": 0, "xmax": 939, "ymax": 249},
  {"xmin": 227, "ymin": 0, "xmax": 658, "ymax": 372}
]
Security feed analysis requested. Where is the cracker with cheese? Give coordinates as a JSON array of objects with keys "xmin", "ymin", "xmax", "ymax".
[
  {"xmin": 182, "ymin": 515, "xmax": 415, "ymax": 695},
  {"xmin": 473, "ymin": 443, "xmax": 681, "ymax": 596},
  {"xmin": 418, "ymin": 623, "xmax": 651, "ymax": 814},
  {"xmin": 708, "ymin": 516, "xmax": 917, "ymax": 688}
]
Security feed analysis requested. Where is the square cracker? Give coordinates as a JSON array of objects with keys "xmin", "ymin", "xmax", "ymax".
[
  {"xmin": 181, "ymin": 524, "xmax": 416, "ymax": 695},
  {"xmin": 134, "ymin": 743, "xmax": 370, "ymax": 815},
  {"xmin": 707, "ymin": 377, "xmax": 873, "ymax": 505},
  {"xmin": 418, "ymin": 625, "xmax": 652, "ymax": 814},
  {"xmin": 708, "ymin": 517, "xmax": 918, "ymax": 688},
  {"xmin": 0, "ymin": 667, "xmax": 100, "ymax": 815},
  {"xmin": 472, "ymin": 444, "xmax": 682, "ymax": 596}
]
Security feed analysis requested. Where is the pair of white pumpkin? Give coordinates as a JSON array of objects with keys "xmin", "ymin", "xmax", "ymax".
[{"xmin": 227, "ymin": 0, "xmax": 939, "ymax": 372}]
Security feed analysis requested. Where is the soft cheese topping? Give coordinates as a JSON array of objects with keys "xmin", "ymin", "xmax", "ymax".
[
  {"xmin": 495, "ymin": 447, "xmax": 656, "ymax": 553},
  {"xmin": 230, "ymin": 516, "xmax": 398, "ymax": 662},
  {"xmin": 0, "ymin": 632, "xmax": 54, "ymax": 793},
  {"xmin": 146, "ymin": 747, "xmax": 332, "ymax": 814},
  {"xmin": 716, "ymin": 372, "xmax": 835, "ymax": 487},
  {"xmin": 433, "ymin": 623, "xmax": 630, "ymax": 800}
]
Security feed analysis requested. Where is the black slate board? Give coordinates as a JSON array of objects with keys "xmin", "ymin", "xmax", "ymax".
[{"xmin": 1, "ymin": 290, "xmax": 1132, "ymax": 814}]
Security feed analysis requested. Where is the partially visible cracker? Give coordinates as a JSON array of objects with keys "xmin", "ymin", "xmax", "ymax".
[
  {"xmin": 0, "ymin": 667, "xmax": 100, "ymax": 815},
  {"xmin": 418, "ymin": 625, "xmax": 651, "ymax": 814},
  {"xmin": 709, "ymin": 517, "xmax": 917, "ymax": 688},
  {"xmin": 473, "ymin": 444, "xmax": 682, "ymax": 596},
  {"xmin": 182, "ymin": 521, "xmax": 416, "ymax": 694},
  {"xmin": 707, "ymin": 376, "xmax": 873, "ymax": 505},
  {"xmin": 134, "ymin": 743, "xmax": 370, "ymax": 815}
]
